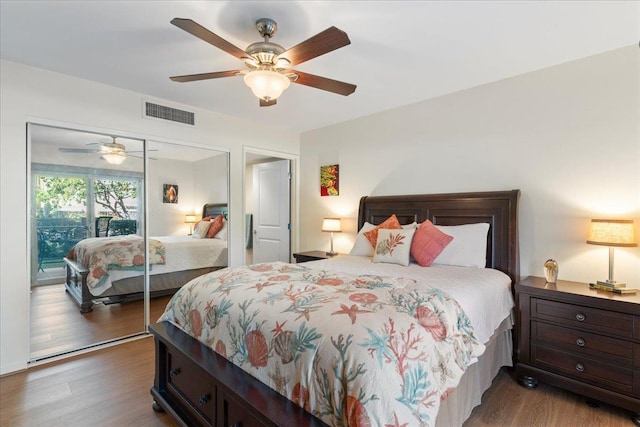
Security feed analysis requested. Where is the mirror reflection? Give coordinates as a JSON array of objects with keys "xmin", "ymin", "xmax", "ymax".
[{"xmin": 29, "ymin": 124, "xmax": 228, "ymax": 361}]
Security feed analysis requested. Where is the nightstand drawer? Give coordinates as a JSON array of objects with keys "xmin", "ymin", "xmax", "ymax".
[
  {"xmin": 532, "ymin": 344, "xmax": 634, "ymax": 396},
  {"xmin": 532, "ymin": 321, "xmax": 633, "ymax": 366},
  {"xmin": 532, "ymin": 298, "xmax": 634, "ymax": 338}
]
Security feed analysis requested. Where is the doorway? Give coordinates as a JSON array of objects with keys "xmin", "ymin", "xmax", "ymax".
[{"xmin": 244, "ymin": 148, "xmax": 297, "ymax": 265}]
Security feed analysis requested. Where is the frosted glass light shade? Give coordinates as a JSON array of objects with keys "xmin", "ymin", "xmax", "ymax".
[
  {"xmin": 102, "ymin": 152, "xmax": 126, "ymax": 165},
  {"xmin": 184, "ymin": 214, "xmax": 197, "ymax": 224},
  {"xmin": 244, "ymin": 70, "xmax": 290, "ymax": 101}
]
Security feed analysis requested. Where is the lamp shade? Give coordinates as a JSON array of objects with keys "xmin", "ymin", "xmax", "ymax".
[
  {"xmin": 184, "ymin": 214, "xmax": 197, "ymax": 224},
  {"xmin": 322, "ymin": 218, "xmax": 342, "ymax": 232},
  {"xmin": 586, "ymin": 219, "xmax": 637, "ymax": 247},
  {"xmin": 244, "ymin": 70, "xmax": 290, "ymax": 101}
]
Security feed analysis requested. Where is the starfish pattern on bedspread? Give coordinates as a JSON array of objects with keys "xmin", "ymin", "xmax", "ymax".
[{"xmin": 160, "ymin": 262, "xmax": 484, "ymax": 427}]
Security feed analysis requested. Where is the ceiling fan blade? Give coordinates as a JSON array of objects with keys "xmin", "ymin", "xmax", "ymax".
[
  {"xmin": 260, "ymin": 98, "xmax": 277, "ymax": 107},
  {"xmin": 279, "ymin": 27, "xmax": 350, "ymax": 66},
  {"xmin": 170, "ymin": 70, "xmax": 241, "ymax": 83},
  {"xmin": 291, "ymin": 70, "xmax": 356, "ymax": 96},
  {"xmin": 171, "ymin": 18, "xmax": 250, "ymax": 61},
  {"xmin": 59, "ymin": 147, "xmax": 100, "ymax": 153}
]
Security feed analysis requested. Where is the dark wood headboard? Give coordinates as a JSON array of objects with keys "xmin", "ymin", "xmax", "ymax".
[
  {"xmin": 202, "ymin": 203, "xmax": 228, "ymax": 220},
  {"xmin": 358, "ymin": 190, "xmax": 520, "ymax": 283}
]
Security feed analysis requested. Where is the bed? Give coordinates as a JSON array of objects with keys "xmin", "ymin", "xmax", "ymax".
[
  {"xmin": 64, "ymin": 203, "xmax": 228, "ymax": 313},
  {"xmin": 149, "ymin": 190, "xmax": 520, "ymax": 427}
]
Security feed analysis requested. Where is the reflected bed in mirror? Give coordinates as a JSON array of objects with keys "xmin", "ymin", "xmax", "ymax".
[{"xmin": 64, "ymin": 203, "xmax": 228, "ymax": 313}]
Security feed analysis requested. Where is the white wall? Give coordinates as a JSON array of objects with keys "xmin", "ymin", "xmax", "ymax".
[
  {"xmin": 147, "ymin": 158, "xmax": 197, "ymax": 237},
  {"xmin": 300, "ymin": 46, "xmax": 640, "ymax": 288},
  {"xmin": 0, "ymin": 59, "xmax": 299, "ymax": 374}
]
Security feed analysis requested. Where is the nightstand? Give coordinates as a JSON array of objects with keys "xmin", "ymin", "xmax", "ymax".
[
  {"xmin": 515, "ymin": 276, "xmax": 640, "ymax": 425},
  {"xmin": 292, "ymin": 251, "xmax": 339, "ymax": 263}
]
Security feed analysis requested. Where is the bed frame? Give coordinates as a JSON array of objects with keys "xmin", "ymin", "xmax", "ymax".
[
  {"xmin": 64, "ymin": 203, "xmax": 228, "ymax": 313},
  {"xmin": 149, "ymin": 190, "xmax": 520, "ymax": 427}
]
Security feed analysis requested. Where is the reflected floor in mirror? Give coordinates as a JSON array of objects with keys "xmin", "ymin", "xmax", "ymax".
[{"xmin": 30, "ymin": 283, "xmax": 173, "ymax": 360}]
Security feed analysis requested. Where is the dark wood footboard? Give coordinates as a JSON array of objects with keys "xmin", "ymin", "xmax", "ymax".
[
  {"xmin": 63, "ymin": 258, "xmax": 223, "ymax": 314},
  {"xmin": 64, "ymin": 257, "xmax": 93, "ymax": 313},
  {"xmin": 149, "ymin": 321, "xmax": 328, "ymax": 427}
]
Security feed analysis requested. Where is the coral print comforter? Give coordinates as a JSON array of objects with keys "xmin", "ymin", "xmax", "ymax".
[
  {"xmin": 160, "ymin": 262, "xmax": 485, "ymax": 427},
  {"xmin": 70, "ymin": 235, "xmax": 165, "ymax": 294}
]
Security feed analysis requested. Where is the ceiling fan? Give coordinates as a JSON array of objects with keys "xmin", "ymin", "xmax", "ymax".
[
  {"xmin": 170, "ymin": 17, "xmax": 357, "ymax": 106},
  {"xmin": 58, "ymin": 137, "xmax": 151, "ymax": 165}
]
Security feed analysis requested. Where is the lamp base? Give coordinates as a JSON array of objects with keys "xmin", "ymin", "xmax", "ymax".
[
  {"xmin": 597, "ymin": 280, "xmax": 626, "ymax": 288},
  {"xmin": 326, "ymin": 251, "xmax": 338, "ymax": 257}
]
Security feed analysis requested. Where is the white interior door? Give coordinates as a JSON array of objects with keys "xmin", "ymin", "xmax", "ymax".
[{"xmin": 252, "ymin": 159, "xmax": 290, "ymax": 263}]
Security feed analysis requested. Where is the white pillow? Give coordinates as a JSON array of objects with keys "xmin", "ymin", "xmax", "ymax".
[
  {"xmin": 372, "ymin": 228, "xmax": 415, "ymax": 266},
  {"xmin": 192, "ymin": 220, "xmax": 211, "ymax": 239},
  {"xmin": 349, "ymin": 222, "xmax": 376, "ymax": 256},
  {"xmin": 432, "ymin": 223, "xmax": 490, "ymax": 268},
  {"xmin": 213, "ymin": 218, "xmax": 228, "ymax": 240}
]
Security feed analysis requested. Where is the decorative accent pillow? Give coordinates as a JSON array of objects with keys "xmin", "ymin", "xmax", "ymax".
[
  {"xmin": 433, "ymin": 222, "xmax": 490, "ymax": 268},
  {"xmin": 410, "ymin": 220, "xmax": 454, "ymax": 267},
  {"xmin": 372, "ymin": 228, "xmax": 415, "ymax": 266},
  {"xmin": 349, "ymin": 222, "xmax": 377, "ymax": 256},
  {"xmin": 213, "ymin": 218, "xmax": 228, "ymax": 240},
  {"xmin": 206, "ymin": 214, "xmax": 224, "ymax": 238},
  {"xmin": 363, "ymin": 214, "xmax": 402, "ymax": 247},
  {"xmin": 192, "ymin": 220, "xmax": 211, "ymax": 239},
  {"xmin": 202, "ymin": 216, "xmax": 211, "ymax": 221}
]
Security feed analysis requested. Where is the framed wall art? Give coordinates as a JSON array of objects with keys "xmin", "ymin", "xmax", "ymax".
[
  {"xmin": 320, "ymin": 164, "xmax": 339, "ymax": 196},
  {"xmin": 163, "ymin": 184, "xmax": 178, "ymax": 203}
]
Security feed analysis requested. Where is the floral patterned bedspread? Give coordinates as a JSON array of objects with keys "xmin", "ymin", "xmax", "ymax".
[
  {"xmin": 160, "ymin": 262, "xmax": 485, "ymax": 427},
  {"xmin": 71, "ymin": 235, "xmax": 165, "ymax": 293}
]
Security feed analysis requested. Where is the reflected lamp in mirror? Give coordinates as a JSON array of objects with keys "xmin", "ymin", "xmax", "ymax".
[
  {"xmin": 185, "ymin": 214, "xmax": 198, "ymax": 236},
  {"xmin": 322, "ymin": 217, "xmax": 342, "ymax": 256},
  {"xmin": 586, "ymin": 219, "xmax": 637, "ymax": 287}
]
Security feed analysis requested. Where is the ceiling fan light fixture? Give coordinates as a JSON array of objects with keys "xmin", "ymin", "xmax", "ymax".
[
  {"xmin": 244, "ymin": 70, "xmax": 290, "ymax": 101},
  {"xmin": 102, "ymin": 151, "xmax": 126, "ymax": 165}
]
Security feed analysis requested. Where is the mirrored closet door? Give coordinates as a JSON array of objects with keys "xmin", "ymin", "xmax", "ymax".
[
  {"xmin": 29, "ymin": 124, "xmax": 147, "ymax": 360},
  {"xmin": 28, "ymin": 124, "xmax": 230, "ymax": 361}
]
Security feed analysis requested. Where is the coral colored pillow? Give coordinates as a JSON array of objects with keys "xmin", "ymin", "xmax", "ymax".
[
  {"xmin": 410, "ymin": 220, "xmax": 454, "ymax": 267},
  {"xmin": 363, "ymin": 214, "xmax": 402, "ymax": 247},
  {"xmin": 202, "ymin": 216, "xmax": 211, "ymax": 221},
  {"xmin": 206, "ymin": 214, "xmax": 224, "ymax": 238}
]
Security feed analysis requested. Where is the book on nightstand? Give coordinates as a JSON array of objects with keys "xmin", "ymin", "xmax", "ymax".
[{"xmin": 589, "ymin": 283, "xmax": 637, "ymax": 294}]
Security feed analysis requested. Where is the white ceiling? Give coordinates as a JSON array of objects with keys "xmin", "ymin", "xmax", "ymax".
[{"xmin": 1, "ymin": 1, "xmax": 638, "ymax": 133}]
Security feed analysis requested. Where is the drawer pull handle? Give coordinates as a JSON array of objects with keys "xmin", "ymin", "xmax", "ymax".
[
  {"xmin": 575, "ymin": 313, "xmax": 586, "ymax": 322},
  {"xmin": 576, "ymin": 363, "xmax": 585, "ymax": 372},
  {"xmin": 169, "ymin": 368, "xmax": 181, "ymax": 378},
  {"xmin": 576, "ymin": 338, "xmax": 585, "ymax": 347},
  {"xmin": 198, "ymin": 393, "xmax": 210, "ymax": 405}
]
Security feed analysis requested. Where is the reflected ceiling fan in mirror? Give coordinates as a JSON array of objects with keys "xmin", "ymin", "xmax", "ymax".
[
  {"xmin": 58, "ymin": 137, "xmax": 154, "ymax": 165},
  {"xmin": 170, "ymin": 18, "xmax": 357, "ymax": 106}
]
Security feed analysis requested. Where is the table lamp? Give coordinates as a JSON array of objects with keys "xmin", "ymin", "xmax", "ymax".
[
  {"xmin": 586, "ymin": 219, "xmax": 637, "ymax": 287},
  {"xmin": 185, "ymin": 214, "xmax": 197, "ymax": 236},
  {"xmin": 322, "ymin": 218, "xmax": 342, "ymax": 256}
]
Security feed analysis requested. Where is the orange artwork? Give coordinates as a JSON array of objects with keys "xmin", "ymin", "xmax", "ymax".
[
  {"xmin": 320, "ymin": 164, "xmax": 339, "ymax": 196},
  {"xmin": 163, "ymin": 184, "xmax": 178, "ymax": 203}
]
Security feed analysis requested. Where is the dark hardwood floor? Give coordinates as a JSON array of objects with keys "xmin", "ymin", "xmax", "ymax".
[
  {"xmin": 1, "ymin": 337, "xmax": 633, "ymax": 426},
  {"xmin": 11, "ymin": 283, "xmax": 634, "ymax": 426},
  {"xmin": 30, "ymin": 283, "xmax": 172, "ymax": 360}
]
